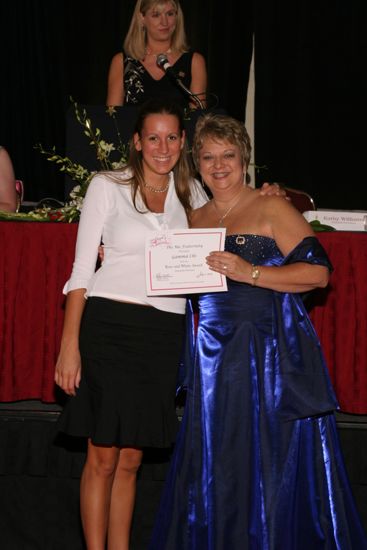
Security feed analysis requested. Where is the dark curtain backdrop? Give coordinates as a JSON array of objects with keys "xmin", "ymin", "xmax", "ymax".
[
  {"xmin": 0, "ymin": 1, "xmax": 366, "ymax": 209},
  {"xmin": 0, "ymin": 0, "xmax": 252, "ymax": 203},
  {"xmin": 254, "ymin": 1, "xmax": 367, "ymax": 209}
]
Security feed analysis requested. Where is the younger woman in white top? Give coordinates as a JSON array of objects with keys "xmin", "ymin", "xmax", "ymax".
[{"xmin": 54, "ymin": 98, "xmax": 207, "ymax": 550}]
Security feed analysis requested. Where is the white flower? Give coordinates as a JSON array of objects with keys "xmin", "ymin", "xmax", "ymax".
[
  {"xmin": 29, "ymin": 101, "xmax": 128, "ymax": 222},
  {"xmin": 98, "ymin": 141, "xmax": 116, "ymax": 153}
]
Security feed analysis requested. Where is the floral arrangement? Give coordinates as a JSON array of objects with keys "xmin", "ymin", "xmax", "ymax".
[
  {"xmin": 0, "ymin": 100, "xmax": 128, "ymax": 222},
  {"xmin": 0, "ymin": 101, "xmax": 332, "ymax": 231}
]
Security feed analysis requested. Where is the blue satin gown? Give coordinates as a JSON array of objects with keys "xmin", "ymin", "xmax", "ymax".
[{"xmin": 150, "ymin": 235, "xmax": 367, "ymax": 550}]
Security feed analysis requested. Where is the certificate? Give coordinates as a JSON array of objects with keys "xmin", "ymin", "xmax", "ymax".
[{"xmin": 145, "ymin": 228, "xmax": 227, "ymax": 295}]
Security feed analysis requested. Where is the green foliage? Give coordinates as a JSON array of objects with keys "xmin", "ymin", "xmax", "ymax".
[{"xmin": 0, "ymin": 100, "xmax": 128, "ymax": 223}]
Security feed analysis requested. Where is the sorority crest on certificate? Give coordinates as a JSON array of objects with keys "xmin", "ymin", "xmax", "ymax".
[{"xmin": 145, "ymin": 228, "xmax": 228, "ymax": 295}]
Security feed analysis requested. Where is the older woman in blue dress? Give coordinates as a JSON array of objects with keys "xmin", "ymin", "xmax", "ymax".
[{"xmin": 150, "ymin": 114, "xmax": 367, "ymax": 549}]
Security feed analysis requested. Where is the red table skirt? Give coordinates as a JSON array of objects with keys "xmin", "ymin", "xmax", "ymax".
[
  {"xmin": 0, "ymin": 222, "xmax": 366, "ymax": 413},
  {"xmin": 0, "ymin": 222, "xmax": 78, "ymax": 402},
  {"xmin": 308, "ymin": 231, "xmax": 367, "ymax": 414}
]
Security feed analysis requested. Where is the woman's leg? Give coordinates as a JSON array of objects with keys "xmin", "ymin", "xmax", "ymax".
[
  {"xmin": 107, "ymin": 447, "xmax": 143, "ymax": 550},
  {"xmin": 80, "ymin": 440, "xmax": 120, "ymax": 550}
]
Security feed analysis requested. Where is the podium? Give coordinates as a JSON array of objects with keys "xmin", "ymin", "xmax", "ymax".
[{"xmin": 64, "ymin": 105, "xmax": 212, "ymax": 198}]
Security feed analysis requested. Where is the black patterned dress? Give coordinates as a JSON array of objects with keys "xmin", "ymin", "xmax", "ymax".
[{"xmin": 123, "ymin": 51, "xmax": 194, "ymax": 107}]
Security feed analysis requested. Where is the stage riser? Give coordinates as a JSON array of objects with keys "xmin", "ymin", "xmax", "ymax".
[{"xmin": 0, "ymin": 410, "xmax": 365, "ymax": 549}]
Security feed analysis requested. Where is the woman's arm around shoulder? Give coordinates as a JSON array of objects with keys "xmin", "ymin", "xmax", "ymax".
[
  {"xmin": 106, "ymin": 52, "xmax": 125, "ymax": 106},
  {"xmin": 190, "ymin": 52, "xmax": 207, "ymax": 107},
  {"xmin": 259, "ymin": 182, "xmax": 288, "ymax": 197}
]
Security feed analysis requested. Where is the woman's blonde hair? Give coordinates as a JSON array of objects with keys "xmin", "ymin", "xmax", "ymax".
[
  {"xmin": 124, "ymin": 0, "xmax": 188, "ymax": 60},
  {"xmin": 192, "ymin": 113, "xmax": 252, "ymax": 171}
]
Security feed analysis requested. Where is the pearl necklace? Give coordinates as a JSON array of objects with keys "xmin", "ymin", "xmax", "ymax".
[{"xmin": 144, "ymin": 181, "xmax": 170, "ymax": 194}]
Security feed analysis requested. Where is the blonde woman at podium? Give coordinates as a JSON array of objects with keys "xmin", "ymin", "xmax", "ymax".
[{"xmin": 106, "ymin": 0, "xmax": 207, "ymax": 108}]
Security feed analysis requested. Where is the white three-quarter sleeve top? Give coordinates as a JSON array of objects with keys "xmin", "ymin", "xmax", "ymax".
[{"xmin": 64, "ymin": 170, "xmax": 208, "ymax": 314}]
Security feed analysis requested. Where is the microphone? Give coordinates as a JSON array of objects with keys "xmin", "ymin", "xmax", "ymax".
[
  {"xmin": 156, "ymin": 54, "xmax": 204, "ymax": 109},
  {"xmin": 156, "ymin": 53, "xmax": 176, "ymax": 76}
]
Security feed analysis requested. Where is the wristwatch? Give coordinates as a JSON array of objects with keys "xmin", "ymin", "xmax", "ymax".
[{"xmin": 251, "ymin": 265, "xmax": 261, "ymax": 285}]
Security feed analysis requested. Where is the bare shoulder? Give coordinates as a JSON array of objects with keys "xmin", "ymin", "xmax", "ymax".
[
  {"xmin": 247, "ymin": 187, "xmax": 279, "ymax": 208},
  {"xmin": 191, "ymin": 52, "xmax": 206, "ymax": 69},
  {"xmin": 260, "ymin": 192, "xmax": 296, "ymax": 213},
  {"xmin": 191, "ymin": 203, "xmax": 207, "ymax": 220},
  {"xmin": 263, "ymin": 194, "xmax": 315, "ymax": 242},
  {"xmin": 107, "ymin": 53, "xmax": 125, "ymax": 106},
  {"xmin": 190, "ymin": 202, "xmax": 210, "ymax": 227},
  {"xmin": 0, "ymin": 146, "xmax": 10, "ymax": 161},
  {"xmin": 0, "ymin": 147, "xmax": 13, "ymax": 172},
  {"xmin": 110, "ymin": 52, "xmax": 124, "ymax": 70}
]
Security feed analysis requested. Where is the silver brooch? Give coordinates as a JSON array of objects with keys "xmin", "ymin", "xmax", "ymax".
[{"xmin": 235, "ymin": 235, "xmax": 246, "ymax": 245}]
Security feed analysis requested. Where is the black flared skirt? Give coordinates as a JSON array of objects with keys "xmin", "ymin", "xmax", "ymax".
[{"xmin": 57, "ymin": 297, "xmax": 185, "ymax": 448}]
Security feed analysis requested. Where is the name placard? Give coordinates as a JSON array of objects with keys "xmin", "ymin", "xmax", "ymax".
[{"xmin": 304, "ymin": 210, "xmax": 367, "ymax": 231}]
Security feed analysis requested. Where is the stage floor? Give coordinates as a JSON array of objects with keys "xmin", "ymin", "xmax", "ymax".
[{"xmin": 0, "ymin": 404, "xmax": 365, "ymax": 549}]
